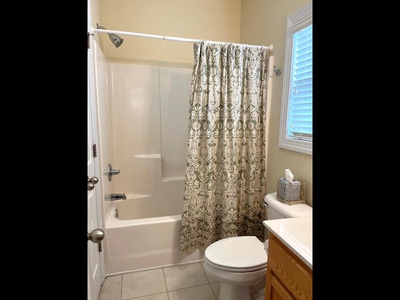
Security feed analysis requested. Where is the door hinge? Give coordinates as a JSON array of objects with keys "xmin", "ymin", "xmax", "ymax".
[
  {"xmin": 92, "ymin": 144, "xmax": 97, "ymax": 158},
  {"xmin": 87, "ymin": 32, "xmax": 90, "ymax": 49}
]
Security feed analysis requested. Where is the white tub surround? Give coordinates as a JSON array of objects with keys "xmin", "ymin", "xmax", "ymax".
[
  {"xmin": 101, "ymin": 63, "xmax": 198, "ymax": 275},
  {"xmin": 109, "ymin": 64, "xmax": 191, "ymax": 195}
]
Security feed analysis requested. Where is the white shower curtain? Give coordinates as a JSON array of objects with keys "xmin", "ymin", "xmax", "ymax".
[{"xmin": 179, "ymin": 40, "xmax": 271, "ymax": 256}]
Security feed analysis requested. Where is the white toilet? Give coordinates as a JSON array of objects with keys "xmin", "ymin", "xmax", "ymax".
[{"xmin": 203, "ymin": 192, "xmax": 312, "ymax": 300}]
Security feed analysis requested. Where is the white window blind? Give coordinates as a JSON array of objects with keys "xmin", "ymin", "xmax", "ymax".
[
  {"xmin": 278, "ymin": 2, "xmax": 312, "ymax": 155},
  {"xmin": 288, "ymin": 24, "xmax": 312, "ymax": 141}
]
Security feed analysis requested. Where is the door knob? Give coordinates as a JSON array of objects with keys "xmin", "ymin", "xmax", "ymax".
[
  {"xmin": 87, "ymin": 176, "xmax": 99, "ymax": 191},
  {"xmin": 87, "ymin": 228, "xmax": 104, "ymax": 243}
]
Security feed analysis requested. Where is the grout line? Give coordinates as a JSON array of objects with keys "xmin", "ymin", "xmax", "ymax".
[
  {"xmin": 101, "ymin": 260, "xmax": 218, "ymax": 300},
  {"xmin": 106, "ymin": 259, "xmax": 205, "ymax": 277},
  {"xmin": 120, "ymin": 273, "xmax": 123, "ymax": 300},
  {"xmin": 161, "ymin": 267, "xmax": 170, "ymax": 299}
]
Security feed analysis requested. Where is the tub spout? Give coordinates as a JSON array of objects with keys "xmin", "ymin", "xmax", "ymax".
[{"xmin": 105, "ymin": 193, "xmax": 127, "ymax": 201}]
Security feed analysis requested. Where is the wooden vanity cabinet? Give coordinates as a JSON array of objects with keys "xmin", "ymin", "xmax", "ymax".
[{"xmin": 264, "ymin": 232, "xmax": 312, "ymax": 300}]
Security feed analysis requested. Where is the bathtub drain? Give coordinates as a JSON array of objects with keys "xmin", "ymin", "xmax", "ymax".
[{"xmin": 114, "ymin": 209, "xmax": 118, "ymax": 218}]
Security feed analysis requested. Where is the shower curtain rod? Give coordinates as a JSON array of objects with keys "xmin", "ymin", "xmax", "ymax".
[{"xmin": 92, "ymin": 28, "xmax": 273, "ymax": 51}]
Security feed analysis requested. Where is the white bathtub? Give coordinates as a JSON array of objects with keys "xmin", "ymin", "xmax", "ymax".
[{"xmin": 103, "ymin": 195, "xmax": 204, "ymax": 275}]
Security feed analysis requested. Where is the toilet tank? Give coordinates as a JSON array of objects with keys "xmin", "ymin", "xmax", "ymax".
[
  {"xmin": 263, "ymin": 192, "xmax": 312, "ymax": 240},
  {"xmin": 264, "ymin": 192, "xmax": 312, "ymax": 220}
]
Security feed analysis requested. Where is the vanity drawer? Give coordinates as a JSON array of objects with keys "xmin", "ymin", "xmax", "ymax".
[{"xmin": 267, "ymin": 233, "xmax": 312, "ymax": 300}]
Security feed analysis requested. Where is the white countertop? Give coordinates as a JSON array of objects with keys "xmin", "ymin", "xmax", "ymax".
[{"xmin": 263, "ymin": 216, "xmax": 312, "ymax": 269}]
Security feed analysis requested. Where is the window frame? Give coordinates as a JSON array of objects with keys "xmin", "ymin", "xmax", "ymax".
[{"xmin": 278, "ymin": 2, "xmax": 312, "ymax": 156}]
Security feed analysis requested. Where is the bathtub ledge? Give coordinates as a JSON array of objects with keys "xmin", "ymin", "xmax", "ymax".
[{"xmin": 162, "ymin": 176, "xmax": 185, "ymax": 182}]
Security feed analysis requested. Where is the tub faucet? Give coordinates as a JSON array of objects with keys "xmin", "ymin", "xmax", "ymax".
[{"xmin": 105, "ymin": 193, "xmax": 127, "ymax": 201}]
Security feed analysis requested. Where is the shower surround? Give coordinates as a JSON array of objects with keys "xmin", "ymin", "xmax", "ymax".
[
  {"xmin": 99, "ymin": 61, "xmax": 204, "ymax": 274},
  {"xmin": 109, "ymin": 63, "xmax": 191, "ymax": 194}
]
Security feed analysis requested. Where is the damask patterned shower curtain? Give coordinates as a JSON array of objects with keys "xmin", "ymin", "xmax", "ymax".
[{"xmin": 178, "ymin": 40, "xmax": 270, "ymax": 256}]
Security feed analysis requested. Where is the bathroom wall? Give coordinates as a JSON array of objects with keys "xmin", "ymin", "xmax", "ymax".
[
  {"xmin": 108, "ymin": 63, "xmax": 192, "ymax": 196},
  {"xmin": 91, "ymin": 0, "xmax": 313, "ymax": 206},
  {"xmin": 95, "ymin": 0, "xmax": 241, "ymax": 65},
  {"xmin": 240, "ymin": 0, "xmax": 312, "ymax": 206}
]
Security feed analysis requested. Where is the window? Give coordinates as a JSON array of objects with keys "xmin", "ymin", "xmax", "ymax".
[{"xmin": 279, "ymin": 2, "xmax": 312, "ymax": 155}]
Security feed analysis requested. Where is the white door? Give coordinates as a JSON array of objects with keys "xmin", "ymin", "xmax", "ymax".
[{"xmin": 87, "ymin": 31, "xmax": 105, "ymax": 300}]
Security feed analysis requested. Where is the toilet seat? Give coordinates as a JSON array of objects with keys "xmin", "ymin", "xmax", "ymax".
[{"xmin": 204, "ymin": 236, "xmax": 267, "ymax": 272}]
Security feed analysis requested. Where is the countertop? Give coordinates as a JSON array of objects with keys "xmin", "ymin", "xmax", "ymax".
[{"xmin": 263, "ymin": 216, "xmax": 312, "ymax": 269}]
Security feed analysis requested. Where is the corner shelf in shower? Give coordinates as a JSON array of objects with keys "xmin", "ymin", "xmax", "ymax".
[
  {"xmin": 134, "ymin": 154, "xmax": 161, "ymax": 159},
  {"xmin": 133, "ymin": 153, "xmax": 185, "ymax": 183}
]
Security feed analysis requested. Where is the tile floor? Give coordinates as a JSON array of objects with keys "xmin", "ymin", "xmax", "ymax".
[{"xmin": 98, "ymin": 261, "xmax": 220, "ymax": 300}]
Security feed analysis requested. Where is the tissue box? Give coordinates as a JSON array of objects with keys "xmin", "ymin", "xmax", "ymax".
[{"xmin": 276, "ymin": 178, "xmax": 305, "ymax": 205}]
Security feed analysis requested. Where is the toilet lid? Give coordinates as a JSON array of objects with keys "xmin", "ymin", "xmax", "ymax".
[{"xmin": 205, "ymin": 236, "xmax": 267, "ymax": 271}]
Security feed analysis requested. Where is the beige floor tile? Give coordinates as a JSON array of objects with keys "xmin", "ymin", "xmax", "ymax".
[
  {"xmin": 121, "ymin": 268, "xmax": 167, "ymax": 299},
  {"xmin": 164, "ymin": 262, "xmax": 209, "ymax": 291},
  {"xmin": 201, "ymin": 261, "xmax": 218, "ymax": 283},
  {"xmin": 130, "ymin": 293, "xmax": 169, "ymax": 300},
  {"xmin": 210, "ymin": 282, "xmax": 220, "ymax": 299},
  {"xmin": 98, "ymin": 275, "xmax": 122, "ymax": 300},
  {"xmin": 168, "ymin": 284, "xmax": 217, "ymax": 300}
]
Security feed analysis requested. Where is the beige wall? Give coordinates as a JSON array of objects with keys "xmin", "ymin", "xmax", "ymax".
[
  {"xmin": 90, "ymin": 0, "xmax": 312, "ymax": 206},
  {"xmin": 240, "ymin": 0, "xmax": 312, "ymax": 206},
  {"xmin": 92, "ymin": 0, "xmax": 241, "ymax": 65}
]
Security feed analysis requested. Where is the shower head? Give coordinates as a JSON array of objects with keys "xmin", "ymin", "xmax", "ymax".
[
  {"xmin": 108, "ymin": 33, "xmax": 124, "ymax": 48},
  {"xmin": 96, "ymin": 24, "xmax": 124, "ymax": 48}
]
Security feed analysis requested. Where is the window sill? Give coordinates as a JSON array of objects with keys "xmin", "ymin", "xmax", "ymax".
[{"xmin": 278, "ymin": 137, "xmax": 312, "ymax": 155}]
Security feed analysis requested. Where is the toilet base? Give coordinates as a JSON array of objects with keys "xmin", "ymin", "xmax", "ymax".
[{"xmin": 219, "ymin": 282, "xmax": 252, "ymax": 300}]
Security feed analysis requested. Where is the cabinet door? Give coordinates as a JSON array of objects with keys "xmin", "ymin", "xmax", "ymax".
[
  {"xmin": 265, "ymin": 269, "xmax": 296, "ymax": 300},
  {"xmin": 265, "ymin": 233, "xmax": 312, "ymax": 300}
]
